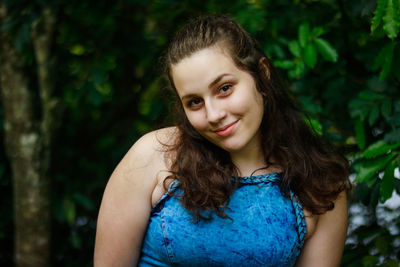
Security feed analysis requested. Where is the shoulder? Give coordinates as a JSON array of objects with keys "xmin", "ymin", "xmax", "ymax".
[
  {"xmin": 94, "ymin": 127, "xmax": 180, "ymax": 265},
  {"xmin": 126, "ymin": 126, "xmax": 179, "ymax": 159},
  {"xmin": 109, "ymin": 126, "xmax": 180, "ymax": 205},
  {"xmin": 100, "ymin": 126, "xmax": 180, "ymax": 212},
  {"xmin": 296, "ymin": 191, "xmax": 348, "ymax": 266},
  {"xmin": 114, "ymin": 126, "xmax": 179, "ymax": 179},
  {"xmin": 104, "ymin": 126, "xmax": 180, "ymax": 200}
]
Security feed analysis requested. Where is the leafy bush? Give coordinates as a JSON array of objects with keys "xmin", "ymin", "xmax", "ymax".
[{"xmin": 0, "ymin": 0, "xmax": 399, "ymax": 265}]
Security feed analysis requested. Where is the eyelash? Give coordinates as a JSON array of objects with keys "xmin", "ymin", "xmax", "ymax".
[
  {"xmin": 187, "ymin": 98, "xmax": 203, "ymax": 108},
  {"xmin": 219, "ymin": 84, "xmax": 232, "ymax": 94},
  {"xmin": 186, "ymin": 83, "xmax": 233, "ymax": 109}
]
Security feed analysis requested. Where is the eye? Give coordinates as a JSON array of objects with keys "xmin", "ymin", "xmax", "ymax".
[
  {"xmin": 219, "ymin": 84, "xmax": 232, "ymax": 94},
  {"xmin": 187, "ymin": 98, "xmax": 203, "ymax": 108}
]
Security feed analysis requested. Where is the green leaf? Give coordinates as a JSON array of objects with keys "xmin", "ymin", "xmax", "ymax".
[
  {"xmin": 395, "ymin": 178, "xmax": 400, "ymax": 195},
  {"xmin": 375, "ymin": 235, "xmax": 389, "ymax": 255},
  {"xmin": 371, "ymin": 0, "xmax": 388, "ymax": 32},
  {"xmin": 138, "ymin": 78, "xmax": 163, "ymax": 117},
  {"xmin": 311, "ymin": 26, "xmax": 325, "ymax": 37},
  {"xmin": 310, "ymin": 118, "xmax": 322, "ymax": 135},
  {"xmin": 370, "ymin": 181, "xmax": 381, "ymax": 207},
  {"xmin": 289, "ymin": 40, "xmax": 301, "ymax": 57},
  {"xmin": 314, "ymin": 38, "xmax": 338, "ymax": 62},
  {"xmin": 380, "ymin": 160, "xmax": 396, "ymax": 202},
  {"xmin": 288, "ymin": 61, "xmax": 305, "ymax": 78},
  {"xmin": 300, "ymin": 96, "xmax": 322, "ymax": 113},
  {"xmin": 304, "ymin": 117, "xmax": 323, "ymax": 135},
  {"xmin": 380, "ymin": 42, "xmax": 395, "ymax": 80},
  {"xmin": 368, "ymin": 105, "xmax": 380, "ymax": 125},
  {"xmin": 304, "ymin": 43, "xmax": 317, "ymax": 68},
  {"xmin": 372, "ymin": 42, "xmax": 395, "ymax": 79},
  {"xmin": 385, "ymin": 258, "xmax": 400, "ymax": 267},
  {"xmin": 381, "ymin": 98, "xmax": 392, "ymax": 118},
  {"xmin": 363, "ymin": 140, "xmax": 400, "ymax": 158},
  {"xmin": 386, "ymin": 112, "xmax": 400, "ymax": 126},
  {"xmin": 359, "ymin": 90, "xmax": 386, "ymax": 101},
  {"xmin": 64, "ymin": 199, "xmax": 76, "ymax": 226},
  {"xmin": 384, "ymin": 128, "xmax": 400, "ymax": 143},
  {"xmin": 354, "ymin": 119, "xmax": 366, "ymax": 149},
  {"xmin": 73, "ymin": 192, "xmax": 95, "ymax": 211},
  {"xmin": 274, "ymin": 60, "xmax": 295, "ymax": 69},
  {"xmin": 70, "ymin": 231, "xmax": 82, "ymax": 249},
  {"xmin": 373, "ymin": 43, "xmax": 390, "ymax": 71},
  {"xmin": 353, "ymin": 182, "xmax": 371, "ymax": 203},
  {"xmin": 383, "ymin": 0, "xmax": 400, "ymax": 40},
  {"xmin": 362, "ymin": 255, "xmax": 379, "ymax": 266},
  {"xmin": 394, "ymin": 43, "xmax": 400, "ymax": 82},
  {"xmin": 349, "ymin": 98, "xmax": 371, "ymax": 120},
  {"xmin": 298, "ymin": 23, "xmax": 310, "ymax": 48},
  {"xmin": 354, "ymin": 153, "xmax": 396, "ymax": 184},
  {"xmin": 70, "ymin": 44, "xmax": 85, "ymax": 56}
]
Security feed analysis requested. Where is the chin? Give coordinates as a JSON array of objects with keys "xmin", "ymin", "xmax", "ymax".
[{"xmin": 219, "ymin": 143, "xmax": 246, "ymax": 153}]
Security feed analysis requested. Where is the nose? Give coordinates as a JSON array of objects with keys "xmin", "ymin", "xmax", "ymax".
[{"xmin": 205, "ymin": 99, "xmax": 226, "ymax": 124}]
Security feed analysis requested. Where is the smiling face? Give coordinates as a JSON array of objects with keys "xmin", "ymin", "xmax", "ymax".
[{"xmin": 171, "ymin": 46, "xmax": 264, "ymax": 157}]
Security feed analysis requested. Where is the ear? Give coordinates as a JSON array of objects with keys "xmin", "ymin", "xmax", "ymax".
[{"xmin": 258, "ymin": 57, "xmax": 271, "ymax": 80}]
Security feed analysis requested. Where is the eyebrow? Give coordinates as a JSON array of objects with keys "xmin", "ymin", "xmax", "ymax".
[
  {"xmin": 208, "ymin": 73, "xmax": 231, "ymax": 89},
  {"xmin": 181, "ymin": 73, "xmax": 232, "ymax": 101}
]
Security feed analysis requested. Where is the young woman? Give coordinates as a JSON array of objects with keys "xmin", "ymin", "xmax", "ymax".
[{"xmin": 94, "ymin": 15, "xmax": 350, "ymax": 266}]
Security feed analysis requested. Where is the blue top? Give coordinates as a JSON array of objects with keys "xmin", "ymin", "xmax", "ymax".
[{"xmin": 138, "ymin": 173, "xmax": 306, "ymax": 266}]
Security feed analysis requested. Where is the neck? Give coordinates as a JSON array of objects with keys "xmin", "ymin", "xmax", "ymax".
[{"xmin": 230, "ymin": 141, "xmax": 266, "ymax": 177}]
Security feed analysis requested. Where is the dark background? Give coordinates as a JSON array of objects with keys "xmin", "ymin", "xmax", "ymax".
[{"xmin": 0, "ymin": 0, "xmax": 399, "ymax": 266}]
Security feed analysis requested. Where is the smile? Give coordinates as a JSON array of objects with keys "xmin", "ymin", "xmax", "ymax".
[{"xmin": 214, "ymin": 120, "xmax": 239, "ymax": 137}]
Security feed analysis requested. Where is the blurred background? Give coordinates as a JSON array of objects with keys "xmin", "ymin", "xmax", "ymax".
[{"xmin": 0, "ymin": 0, "xmax": 399, "ymax": 266}]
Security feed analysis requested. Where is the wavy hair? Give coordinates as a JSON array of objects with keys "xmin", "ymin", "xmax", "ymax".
[{"xmin": 163, "ymin": 15, "xmax": 350, "ymax": 221}]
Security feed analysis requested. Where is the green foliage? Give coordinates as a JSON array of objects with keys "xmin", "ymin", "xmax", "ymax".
[
  {"xmin": 354, "ymin": 152, "xmax": 396, "ymax": 185},
  {"xmin": 1, "ymin": 0, "xmax": 400, "ymax": 266},
  {"xmin": 380, "ymin": 161, "xmax": 396, "ymax": 202},
  {"xmin": 275, "ymin": 22, "xmax": 339, "ymax": 79},
  {"xmin": 342, "ymin": 0, "xmax": 400, "ymax": 256},
  {"xmin": 362, "ymin": 140, "xmax": 400, "ymax": 158},
  {"xmin": 372, "ymin": 0, "xmax": 400, "ymax": 40},
  {"xmin": 304, "ymin": 43, "xmax": 317, "ymax": 68},
  {"xmin": 373, "ymin": 42, "xmax": 396, "ymax": 80},
  {"xmin": 298, "ymin": 23, "xmax": 310, "ymax": 48},
  {"xmin": 314, "ymin": 38, "xmax": 338, "ymax": 62},
  {"xmin": 382, "ymin": 0, "xmax": 400, "ymax": 40},
  {"xmin": 371, "ymin": 0, "xmax": 387, "ymax": 33}
]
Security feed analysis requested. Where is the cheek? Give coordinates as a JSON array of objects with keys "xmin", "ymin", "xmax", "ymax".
[
  {"xmin": 254, "ymin": 93, "xmax": 264, "ymax": 116},
  {"xmin": 185, "ymin": 112, "xmax": 208, "ymax": 131},
  {"xmin": 230, "ymin": 91, "xmax": 258, "ymax": 114},
  {"xmin": 233, "ymin": 89, "xmax": 264, "ymax": 120}
]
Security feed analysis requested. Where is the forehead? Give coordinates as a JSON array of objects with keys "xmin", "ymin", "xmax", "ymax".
[{"xmin": 171, "ymin": 46, "xmax": 242, "ymax": 94}]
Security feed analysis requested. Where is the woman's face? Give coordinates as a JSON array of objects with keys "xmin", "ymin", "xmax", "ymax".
[{"xmin": 171, "ymin": 46, "xmax": 264, "ymax": 157}]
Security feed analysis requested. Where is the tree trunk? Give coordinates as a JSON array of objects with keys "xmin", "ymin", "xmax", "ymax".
[{"xmin": 0, "ymin": 5, "xmax": 57, "ymax": 267}]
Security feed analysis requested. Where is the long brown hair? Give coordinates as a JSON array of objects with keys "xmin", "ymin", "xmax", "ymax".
[{"xmin": 163, "ymin": 14, "xmax": 350, "ymax": 220}]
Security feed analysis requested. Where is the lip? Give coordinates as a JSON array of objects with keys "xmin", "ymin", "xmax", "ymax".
[{"xmin": 214, "ymin": 120, "xmax": 239, "ymax": 137}]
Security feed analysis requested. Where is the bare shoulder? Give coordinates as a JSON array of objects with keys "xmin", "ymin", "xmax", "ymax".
[
  {"xmin": 94, "ymin": 127, "xmax": 179, "ymax": 266},
  {"xmin": 108, "ymin": 126, "xmax": 179, "ymax": 208},
  {"xmin": 114, "ymin": 126, "xmax": 179, "ymax": 179},
  {"xmin": 296, "ymin": 191, "xmax": 348, "ymax": 267}
]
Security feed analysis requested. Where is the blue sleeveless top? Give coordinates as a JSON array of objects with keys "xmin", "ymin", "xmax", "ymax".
[{"xmin": 138, "ymin": 173, "xmax": 306, "ymax": 266}]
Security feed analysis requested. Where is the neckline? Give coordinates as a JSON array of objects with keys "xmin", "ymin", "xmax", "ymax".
[
  {"xmin": 152, "ymin": 172, "xmax": 284, "ymax": 212},
  {"xmin": 237, "ymin": 172, "xmax": 282, "ymax": 184}
]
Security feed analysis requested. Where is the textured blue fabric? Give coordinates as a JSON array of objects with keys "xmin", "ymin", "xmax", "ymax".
[{"xmin": 138, "ymin": 173, "xmax": 306, "ymax": 266}]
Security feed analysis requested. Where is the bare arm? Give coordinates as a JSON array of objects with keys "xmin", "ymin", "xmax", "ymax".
[
  {"xmin": 94, "ymin": 130, "xmax": 171, "ymax": 266},
  {"xmin": 295, "ymin": 191, "xmax": 348, "ymax": 267}
]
